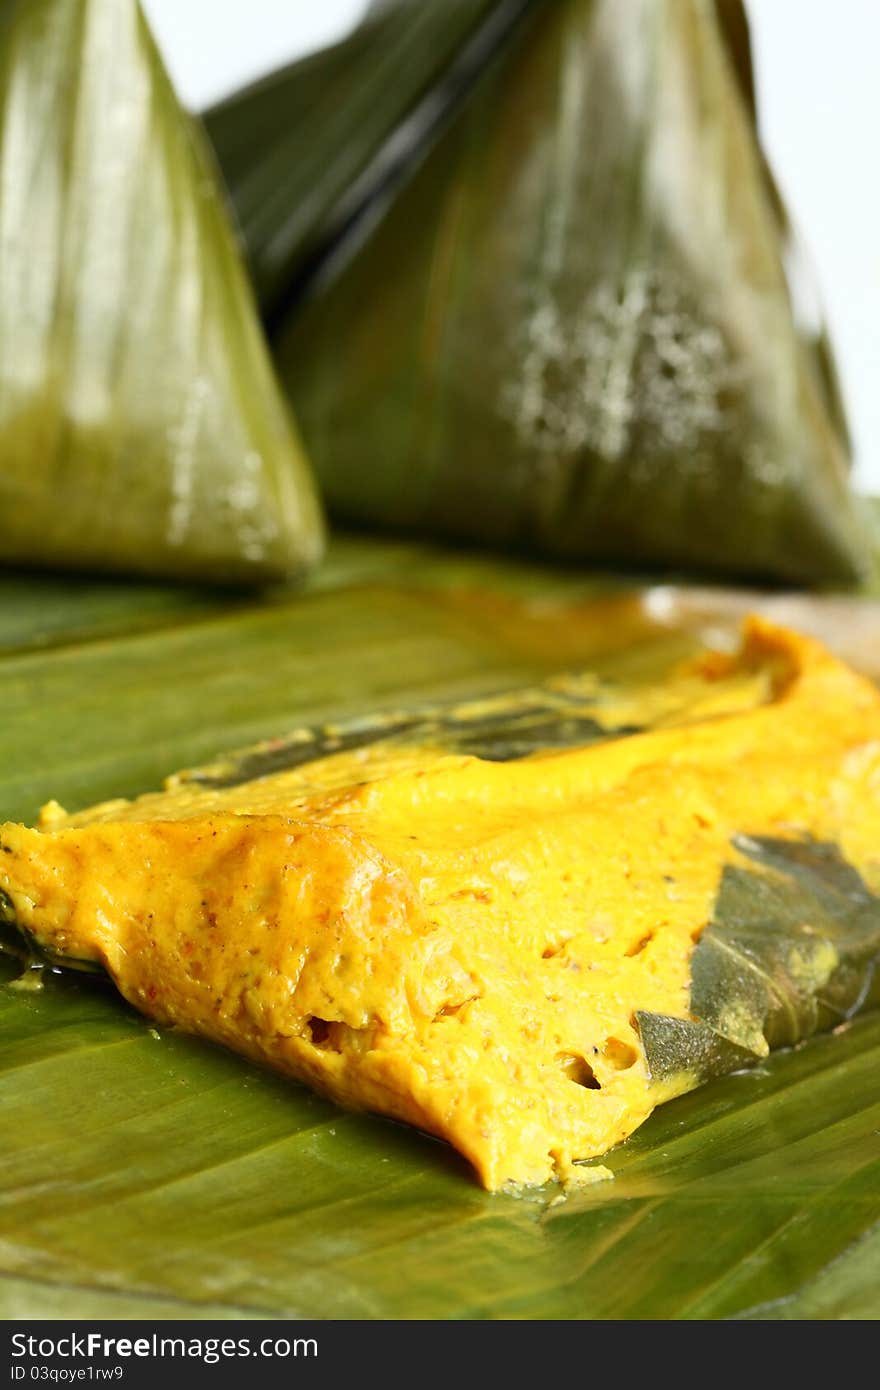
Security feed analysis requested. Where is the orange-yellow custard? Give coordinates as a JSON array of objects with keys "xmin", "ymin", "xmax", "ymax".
[{"xmin": 1, "ymin": 618, "xmax": 878, "ymax": 1189}]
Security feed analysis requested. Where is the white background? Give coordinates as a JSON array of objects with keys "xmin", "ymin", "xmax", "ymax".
[{"xmin": 142, "ymin": 0, "xmax": 880, "ymax": 495}]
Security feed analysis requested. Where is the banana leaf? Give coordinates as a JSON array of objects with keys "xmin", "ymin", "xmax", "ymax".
[
  {"xmin": 638, "ymin": 835, "xmax": 880, "ymax": 1083},
  {"xmin": 0, "ymin": 0, "xmax": 323, "ymax": 585},
  {"xmin": 264, "ymin": 0, "xmax": 869, "ymax": 587},
  {"xmin": 712, "ymin": 0, "xmax": 852, "ymax": 456},
  {"xmin": 1, "ymin": 536, "xmax": 879, "ymax": 1318},
  {"xmin": 203, "ymin": 0, "xmax": 533, "ymax": 322},
  {"xmin": 206, "ymin": 0, "xmax": 853, "ymax": 464}
]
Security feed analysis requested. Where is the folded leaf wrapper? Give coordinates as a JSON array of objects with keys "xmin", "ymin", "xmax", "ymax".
[
  {"xmin": 0, "ymin": 0, "xmax": 323, "ymax": 584},
  {"xmin": 2, "ymin": 618, "xmax": 879, "ymax": 1190},
  {"xmin": 204, "ymin": 0, "xmax": 520, "ymax": 318},
  {"xmin": 273, "ymin": 0, "xmax": 869, "ymax": 586}
]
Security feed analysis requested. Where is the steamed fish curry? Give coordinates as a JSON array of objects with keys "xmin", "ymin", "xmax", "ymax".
[{"xmin": 2, "ymin": 619, "xmax": 879, "ymax": 1189}]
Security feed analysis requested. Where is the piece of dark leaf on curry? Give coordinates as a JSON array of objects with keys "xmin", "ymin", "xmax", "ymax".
[{"xmin": 639, "ymin": 836, "xmax": 880, "ymax": 1085}]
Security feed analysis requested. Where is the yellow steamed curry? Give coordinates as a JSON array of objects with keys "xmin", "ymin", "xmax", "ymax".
[{"xmin": 1, "ymin": 619, "xmax": 879, "ymax": 1189}]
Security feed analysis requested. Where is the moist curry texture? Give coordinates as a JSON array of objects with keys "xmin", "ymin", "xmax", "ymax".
[{"xmin": 1, "ymin": 618, "xmax": 879, "ymax": 1190}]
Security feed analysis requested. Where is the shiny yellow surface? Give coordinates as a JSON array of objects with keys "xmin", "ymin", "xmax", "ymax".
[{"xmin": 2, "ymin": 619, "xmax": 879, "ymax": 1189}]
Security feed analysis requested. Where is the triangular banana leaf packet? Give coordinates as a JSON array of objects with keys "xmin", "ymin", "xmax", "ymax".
[
  {"xmin": 712, "ymin": 0, "xmax": 853, "ymax": 458},
  {"xmin": 203, "ymin": 0, "xmax": 525, "ymax": 319},
  {"xmin": 2, "ymin": 618, "xmax": 879, "ymax": 1190},
  {"xmin": 0, "ymin": 0, "xmax": 323, "ymax": 585},
  {"xmin": 270, "ymin": 0, "xmax": 870, "ymax": 587},
  {"xmin": 207, "ymin": 0, "xmax": 851, "ymax": 457}
]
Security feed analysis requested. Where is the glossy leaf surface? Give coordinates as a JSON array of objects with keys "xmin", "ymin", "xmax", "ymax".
[
  {"xmin": 0, "ymin": 0, "xmax": 323, "ymax": 584},
  {"xmin": 204, "ymin": 0, "xmax": 530, "ymax": 318},
  {"xmin": 639, "ymin": 836, "xmax": 880, "ymax": 1084},
  {"xmin": 277, "ymin": 0, "xmax": 869, "ymax": 585}
]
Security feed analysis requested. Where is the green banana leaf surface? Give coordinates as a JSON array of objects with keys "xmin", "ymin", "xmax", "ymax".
[
  {"xmin": 0, "ymin": 0, "xmax": 323, "ymax": 585},
  {"xmin": 1, "ymin": 535, "xmax": 879, "ymax": 1320},
  {"xmin": 207, "ymin": 0, "xmax": 853, "ymax": 459},
  {"xmin": 204, "ymin": 0, "xmax": 530, "ymax": 319},
  {"xmin": 268, "ymin": 0, "xmax": 870, "ymax": 586}
]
